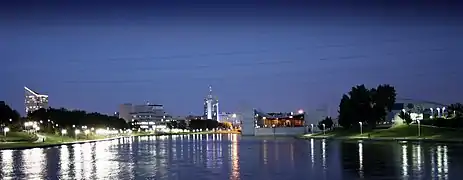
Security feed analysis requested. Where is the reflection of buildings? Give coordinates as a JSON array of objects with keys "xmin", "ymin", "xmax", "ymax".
[
  {"xmin": 203, "ymin": 86, "xmax": 219, "ymax": 121},
  {"xmin": 118, "ymin": 102, "xmax": 166, "ymax": 129},
  {"xmin": 254, "ymin": 110, "xmax": 305, "ymax": 128},
  {"xmin": 24, "ymin": 86, "xmax": 49, "ymax": 114}
]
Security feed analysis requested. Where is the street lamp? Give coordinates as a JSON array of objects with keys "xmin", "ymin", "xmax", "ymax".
[
  {"xmin": 359, "ymin": 122, "xmax": 363, "ymax": 135},
  {"xmin": 430, "ymin": 108, "xmax": 434, "ymax": 119},
  {"xmin": 75, "ymin": 129, "xmax": 80, "ymax": 139},
  {"xmin": 322, "ymin": 124, "xmax": 326, "ymax": 135},
  {"xmin": 84, "ymin": 129, "xmax": 90, "ymax": 138},
  {"xmin": 272, "ymin": 124, "xmax": 276, "ymax": 137},
  {"xmin": 436, "ymin": 108, "xmax": 441, "ymax": 118},
  {"xmin": 4, "ymin": 127, "xmax": 9, "ymax": 136},
  {"xmin": 61, "ymin": 129, "xmax": 67, "ymax": 142},
  {"xmin": 9, "ymin": 119, "xmax": 12, "ymax": 122},
  {"xmin": 442, "ymin": 107, "xmax": 446, "ymax": 118}
]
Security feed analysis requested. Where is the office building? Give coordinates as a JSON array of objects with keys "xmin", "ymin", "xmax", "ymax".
[
  {"xmin": 118, "ymin": 102, "xmax": 166, "ymax": 129},
  {"xmin": 218, "ymin": 112, "xmax": 241, "ymax": 125},
  {"xmin": 24, "ymin": 86, "xmax": 49, "ymax": 114},
  {"xmin": 203, "ymin": 85, "xmax": 220, "ymax": 121}
]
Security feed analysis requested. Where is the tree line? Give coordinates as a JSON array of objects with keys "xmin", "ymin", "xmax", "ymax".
[
  {"xmin": 1, "ymin": 102, "xmax": 129, "ymax": 132},
  {"xmin": 338, "ymin": 84, "xmax": 396, "ymax": 128},
  {"xmin": 0, "ymin": 101, "xmax": 21, "ymax": 124},
  {"xmin": 28, "ymin": 108, "xmax": 129, "ymax": 130},
  {"xmin": 319, "ymin": 83, "xmax": 463, "ymax": 131},
  {"xmin": 316, "ymin": 84, "xmax": 397, "ymax": 130}
]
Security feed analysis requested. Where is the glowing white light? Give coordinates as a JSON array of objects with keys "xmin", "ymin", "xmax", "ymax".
[
  {"xmin": 402, "ymin": 144, "xmax": 408, "ymax": 178},
  {"xmin": 358, "ymin": 141, "xmax": 364, "ymax": 178}
]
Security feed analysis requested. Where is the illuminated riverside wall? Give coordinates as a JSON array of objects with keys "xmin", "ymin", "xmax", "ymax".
[
  {"xmin": 254, "ymin": 127, "xmax": 306, "ymax": 136},
  {"xmin": 241, "ymin": 108, "xmax": 309, "ymax": 136}
]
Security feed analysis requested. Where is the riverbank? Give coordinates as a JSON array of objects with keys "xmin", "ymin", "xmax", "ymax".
[
  {"xmin": 299, "ymin": 125, "xmax": 463, "ymax": 143},
  {"xmin": 0, "ymin": 130, "xmax": 240, "ymax": 150}
]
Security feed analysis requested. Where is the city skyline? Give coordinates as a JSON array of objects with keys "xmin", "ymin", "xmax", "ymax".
[{"xmin": 2, "ymin": 0, "xmax": 462, "ymax": 116}]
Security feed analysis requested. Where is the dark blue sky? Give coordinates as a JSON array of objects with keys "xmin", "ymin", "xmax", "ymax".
[{"xmin": 1, "ymin": 0, "xmax": 462, "ymax": 116}]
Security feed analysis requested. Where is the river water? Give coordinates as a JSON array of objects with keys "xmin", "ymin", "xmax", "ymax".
[{"xmin": 0, "ymin": 134, "xmax": 462, "ymax": 180}]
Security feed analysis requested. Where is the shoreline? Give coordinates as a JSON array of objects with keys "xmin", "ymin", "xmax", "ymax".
[
  {"xmin": 0, "ymin": 131, "xmax": 239, "ymax": 151},
  {"xmin": 297, "ymin": 135, "xmax": 463, "ymax": 143}
]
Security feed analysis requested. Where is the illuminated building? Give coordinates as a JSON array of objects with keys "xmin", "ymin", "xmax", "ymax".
[
  {"xmin": 24, "ymin": 86, "xmax": 48, "ymax": 114},
  {"xmin": 218, "ymin": 112, "xmax": 241, "ymax": 124},
  {"xmin": 254, "ymin": 109, "xmax": 305, "ymax": 128},
  {"xmin": 389, "ymin": 98, "xmax": 448, "ymax": 123},
  {"xmin": 203, "ymin": 85, "xmax": 219, "ymax": 121},
  {"xmin": 118, "ymin": 102, "xmax": 166, "ymax": 129}
]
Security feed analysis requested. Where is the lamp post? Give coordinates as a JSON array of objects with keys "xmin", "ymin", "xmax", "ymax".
[
  {"xmin": 322, "ymin": 124, "xmax": 326, "ymax": 135},
  {"xmin": 430, "ymin": 108, "xmax": 434, "ymax": 119},
  {"xmin": 84, "ymin": 129, "xmax": 90, "ymax": 138},
  {"xmin": 272, "ymin": 124, "xmax": 276, "ymax": 137},
  {"xmin": 417, "ymin": 119, "xmax": 421, "ymax": 137},
  {"xmin": 4, "ymin": 127, "xmax": 9, "ymax": 136},
  {"xmin": 359, "ymin": 122, "xmax": 363, "ymax": 135},
  {"xmin": 61, "ymin": 129, "xmax": 67, "ymax": 142},
  {"xmin": 310, "ymin": 124, "xmax": 314, "ymax": 134},
  {"xmin": 74, "ymin": 129, "xmax": 80, "ymax": 139},
  {"xmin": 442, "ymin": 107, "xmax": 446, "ymax": 118},
  {"xmin": 436, "ymin": 108, "xmax": 441, "ymax": 118}
]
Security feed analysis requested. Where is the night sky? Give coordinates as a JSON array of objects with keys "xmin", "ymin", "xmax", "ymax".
[{"xmin": 1, "ymin": 0, "xmax": 462, "ymax": 117}]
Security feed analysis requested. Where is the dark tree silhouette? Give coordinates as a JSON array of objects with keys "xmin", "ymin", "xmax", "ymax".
[
  {"xmin": 338, "ymin": 84, "xmax": 396, "ymax": 129},
  {"xmin": 398, "ymin": 111, "xmax": 412, "ymax": 125},
  {"xmin": 28, "ymin": 107, "xmax": 128, "ymax": 132},
  {"xmin": 317, "ymin": 116, "xmax": 334, "ymax": 130},
  {"xmin": 0, "ymin": 102, "xmax": 20, "ymax": 124}
]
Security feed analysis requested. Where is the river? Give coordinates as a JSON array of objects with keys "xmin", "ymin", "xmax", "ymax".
[{"xmin": 0, "ymin": 134, "xmax": 462, "ymax": 180}]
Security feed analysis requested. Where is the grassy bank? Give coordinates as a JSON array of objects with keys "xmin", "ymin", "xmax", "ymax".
[
  {"xmin": 300, "ymin": 125, "xmax": 463, "ymax": 142},
  {"xmin": 0, "ymin": 130, "xmax": 240, "ymax": 150},
  {"xmin": 0, "ymin": 133, "xmax": 125, "ymax": 150}
]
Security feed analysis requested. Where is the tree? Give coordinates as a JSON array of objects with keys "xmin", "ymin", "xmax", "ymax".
[
  {"xmin": 370, "ymin": 84, "xmax": 397, "ymax": 125},
  {"xmin": 338, "ymin": 94, "xmax": 354, "ymax": 128},
  {"xmin": 28, "ymin": 107, "xmax": 128, "ymax": 132},
  {"xmin": 398, "ymin": 110, "xmax": 412, "ymax": 125},
  {"xmin": 317, "ymin": 116, "xmax": 334, "ymax": 130},
  {"xmin": 338, "ymin": 84, "xmax": 396, "ymax": 129},
  {"xmin": 0, "ymin": 102, "xmax": 21, "ymax": 124}
]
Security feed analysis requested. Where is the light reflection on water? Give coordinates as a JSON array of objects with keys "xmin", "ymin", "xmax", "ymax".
[{"xmin": 0, "ymin": 135, "xmax": 462, "ymax": 179}]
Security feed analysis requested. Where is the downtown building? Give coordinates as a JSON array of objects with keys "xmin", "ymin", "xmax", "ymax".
[
  {"xmin": 24, "ymin": 86, "xmax": 49, "ymax": 114},
  {"xmin": 203, "ymin": 86, "xmax": 220, "ymax": 121},
  {"xmin": 118, "ymin": 102, "xmax": 166, "ymax": 130}
]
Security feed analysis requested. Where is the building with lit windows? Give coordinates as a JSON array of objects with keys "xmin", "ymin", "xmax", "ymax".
[
  {"xmin": 24, "ymin": 86, "xmax": 48, "ymax": 114},
  {"xmin": 254, "ymin": 109, "xmax": 306, "ymax": 128},
  {"xmin": 118, "ymin": 102, "xmax": 166, "ymax": 129},
  {"xmin": 388, "ymin": 98, "xmax": 448, "ymax": 123},
  {"xmin": 203, "ymin": 86, "xmax": 219, "ymax": 121},
  {"xmin": 218, "ymin": 112, "xmax": 241, "ymax": 125},
  {"xmin": 240, "ymin": 108, "xmax": 308, "ymax": 136}
]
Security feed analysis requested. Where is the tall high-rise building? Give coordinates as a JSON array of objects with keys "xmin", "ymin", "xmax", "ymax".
[
  {"xmin": 203, "ymin": 86, "xmax": 219, "ymax": 121},
  {"xmin": 24, "ymin": 86, "xmax": 49, "ymax": 114}
]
